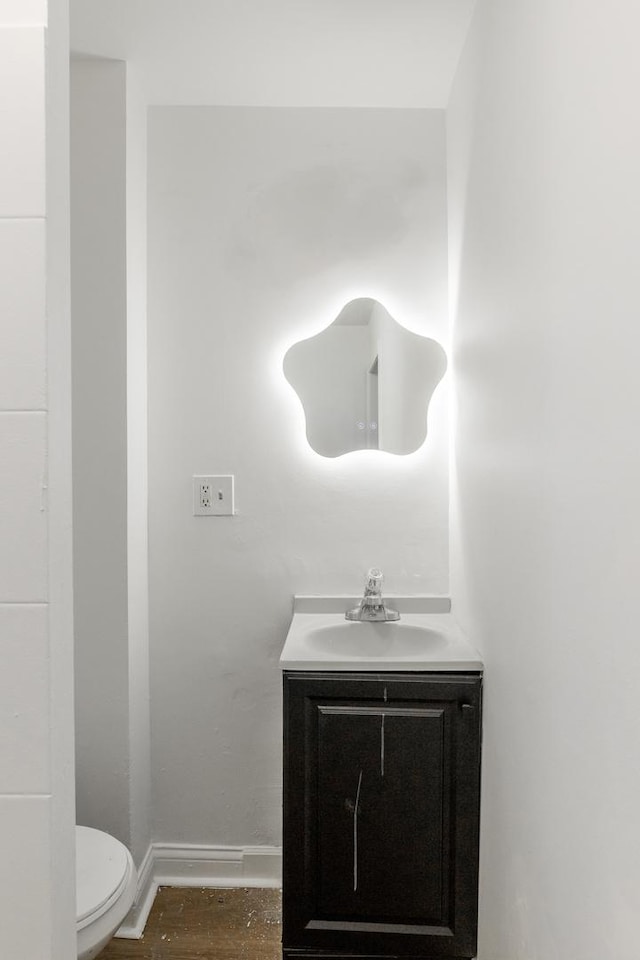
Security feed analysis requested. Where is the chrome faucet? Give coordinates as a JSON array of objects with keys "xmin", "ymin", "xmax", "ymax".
[{"xmin": 345, "ymin": 568, "xmax": 400, "ymax": 622}]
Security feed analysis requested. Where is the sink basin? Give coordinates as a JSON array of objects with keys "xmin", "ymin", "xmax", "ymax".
[
  {"xmin": 280, "ymin": 600, "xmax": 483, "ymax": 673},
  {"xmin": 305, "ymin": 621, "xmax": 446, "ymax": 659}
]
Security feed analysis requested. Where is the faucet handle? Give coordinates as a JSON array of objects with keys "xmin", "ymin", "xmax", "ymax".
[{"xmin": 345, "ymin": 568, "xmax": 399, "ymax": 621}]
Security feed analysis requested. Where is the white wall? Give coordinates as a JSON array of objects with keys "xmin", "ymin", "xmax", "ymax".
[
  {"xmin": 70, "ymin": 0, "xmax": 475, "ymax": 108},
  {"xmin": 71, "ymin": 57, "xmax": 152, "ymax": 867},
  {"xmin": 71, "ymin": 57, "xmax": 130, "ymax": 846},
  {"xmin": 0, "ymin": 0, "xmax": 76, "ymax": 956},
  {"xmin": 147, "ymin": 106, "xmax": 450, "ymax": 845},
  {"xmin": 125, "ymin": 62, "xmax": 152, "ymax": 869},
  {"xmin": 448, "ymin": 2, "xmax": 640, "ymax": 957}
]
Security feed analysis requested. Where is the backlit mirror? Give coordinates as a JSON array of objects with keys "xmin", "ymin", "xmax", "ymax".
[{"xmin": 284, "ymin": 298, "xmax": 447, "ymax": 458}]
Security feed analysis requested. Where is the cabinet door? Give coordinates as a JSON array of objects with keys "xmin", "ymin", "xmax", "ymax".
[{"xmin": 283, "ymin": 672, "xmax": 482, "ymax": 959}]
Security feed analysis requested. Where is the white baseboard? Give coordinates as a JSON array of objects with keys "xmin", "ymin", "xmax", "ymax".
[
  {"xmin": 116, "ymin": 843, "xmax": 282, "ymax": 940},
  {"xmin": 115, "ymin": 842, "xmax": 157, "ymax": 939}
]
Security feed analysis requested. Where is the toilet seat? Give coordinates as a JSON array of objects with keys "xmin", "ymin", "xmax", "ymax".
[{"xmin": 76, "ymin": 826, "xmax": 132, "ymax": 929}]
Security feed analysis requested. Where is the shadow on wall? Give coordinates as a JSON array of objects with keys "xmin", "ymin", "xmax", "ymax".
[{"xmin": 226, "ymin": 161, "xmax": 432, "ymax": 280}]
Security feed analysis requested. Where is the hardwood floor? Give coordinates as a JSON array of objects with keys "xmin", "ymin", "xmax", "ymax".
[{"xmin": 100, "ymin": 887, "xmax": 282, "ymax": 959}]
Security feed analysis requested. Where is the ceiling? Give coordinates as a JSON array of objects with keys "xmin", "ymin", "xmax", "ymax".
[{"xmin": 70, "ymin": 0, "xmax": 476, "ymax": 108}]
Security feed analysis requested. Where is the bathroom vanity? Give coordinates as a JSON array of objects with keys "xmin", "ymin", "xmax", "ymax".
[{"xmin": 280, "ymin": 600, "xmax": 483, "ymax": 960}]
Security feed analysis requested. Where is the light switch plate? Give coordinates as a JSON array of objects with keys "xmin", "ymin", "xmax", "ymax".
[{"xmin": 193, "ymin": 475, "xmax": 234, "ymax": 516}]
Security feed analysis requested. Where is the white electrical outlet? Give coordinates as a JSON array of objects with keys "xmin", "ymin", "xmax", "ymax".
[{"xmin": 193, "ymin": 475, "xmax": 234, "ymax": 516}]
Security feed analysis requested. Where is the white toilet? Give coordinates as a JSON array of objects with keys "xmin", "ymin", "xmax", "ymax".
[{"xmin": 76, "ymin": 826, "xmax": 137, "ymax": 960}]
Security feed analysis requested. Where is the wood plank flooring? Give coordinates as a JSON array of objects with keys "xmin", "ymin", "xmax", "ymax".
[{"xmin": 100, "ymin": 887, "xmax": 282, "ymax": 960}]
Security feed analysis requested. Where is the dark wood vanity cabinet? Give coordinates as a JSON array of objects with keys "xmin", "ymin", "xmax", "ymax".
[{"xmin": 282, "ymin": 672, "xmax": 482, "ymax": 960}]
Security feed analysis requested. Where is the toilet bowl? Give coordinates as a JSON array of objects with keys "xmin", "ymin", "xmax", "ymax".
[{"xmin": 76, "ymin": 826, "xmax": 137, "ymax": 960}]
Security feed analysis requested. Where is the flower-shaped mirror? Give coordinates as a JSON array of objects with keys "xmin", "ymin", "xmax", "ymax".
[{"xmin": 284, "ymin": 298, "xmax": 447, "ymax": 458}]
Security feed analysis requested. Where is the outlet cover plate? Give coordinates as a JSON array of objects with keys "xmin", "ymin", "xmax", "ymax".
[{"xmin": 193, "ymin": 475, "xmax": 234, "ymax": 516}]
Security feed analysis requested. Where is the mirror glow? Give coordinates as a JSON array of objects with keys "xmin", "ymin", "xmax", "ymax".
[{"xmin": 283, "ymin": 298, "xmax": 447, "ymax": 458}]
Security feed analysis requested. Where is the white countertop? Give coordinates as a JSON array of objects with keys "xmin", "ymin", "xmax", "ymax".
[{"xmin": 280, "ymin": 598, "xmax": 483, "ymax": 673}]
